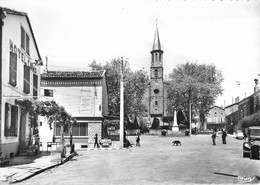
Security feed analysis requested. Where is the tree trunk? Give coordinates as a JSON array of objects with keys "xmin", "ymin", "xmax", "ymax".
[
  {"xmin": 70, "ymin": 126, "xmax": 72, "ymax": 146},
  {"xmin": 60, "ymin": 125, "xmax": 65, "ymax": 158}
]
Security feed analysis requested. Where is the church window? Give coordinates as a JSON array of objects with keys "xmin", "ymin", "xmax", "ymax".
[
  {"xmin": 155, "ymin": 53, "xmax": 159, "ymax": 62},
  {"xmin": 155, "ymin": 69, "xmax": 158, "ymax": 77},
  {"xmin": 155, "ymin": 101, "xmax": 158, "ymax": 105},
  {"xmin": 154, "ymin": 89, "xmax": 159, "ymax": 94}
]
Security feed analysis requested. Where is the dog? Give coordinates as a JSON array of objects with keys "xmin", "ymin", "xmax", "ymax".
[{"xmin": 172, "ymin": 140, "xmax": 181, "ymax": 146}]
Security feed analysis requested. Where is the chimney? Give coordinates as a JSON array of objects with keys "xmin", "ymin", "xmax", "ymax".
[
  {"xmin": 254, "ymin": 79, "xmax": 259, "ymax": 93},
  {"xmin": 235, "ymin": 96, "xmax": 240, "ymax": 103}
]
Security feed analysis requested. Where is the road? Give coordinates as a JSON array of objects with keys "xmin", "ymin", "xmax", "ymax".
[{"xmin": 18, "ymin": 134, "xmax": 260, "ymax": 185}]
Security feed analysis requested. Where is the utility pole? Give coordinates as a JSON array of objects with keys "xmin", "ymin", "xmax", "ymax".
[
  {"xmin": 189, "ymin": 101, "xmax": 192, "ymax": 136},
  {"xmin": 188, "ymin": 88, "xmax": 192, "ymax": 136},
  {"xmin": 45, "ymin": 56, "xmax": 48, "ymax": 73},
  {"xmin": 119, "ymin": 57, "xmax": 126, "ymax": 148}
]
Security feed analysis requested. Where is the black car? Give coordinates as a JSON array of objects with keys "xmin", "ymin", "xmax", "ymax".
[{"xmin": 243, "ymin": 126, "xmax": 260, "ymax": 159}]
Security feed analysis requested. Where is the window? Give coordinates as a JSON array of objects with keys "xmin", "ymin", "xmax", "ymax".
[
  {"xmin": 5, "ymin": 103, "xmax": 18, "ymax": 137},
  {"xmin": 155, "ymin": 101, "xmax": 158, "ymax": 105},
  {"xmin": 244, "ymin": 105, "xmax": 247, "ymax": 116},
  {"xmin": 155, "ymin": 53, "xmax": 158, "ymax": 62},
  {"xmin": 154, "ymin": 69, "xmax": 158, "ymax": 77},
  {"xmin": 9, "ymin": 52, "xmax": 17, "ymax": 86},
  {"xmin": 55, "ymin": 122, "xmax": 88, "ymax": 136},
  {"xmin": 33, "ymin": 74, "xmax": 38, "ymax": 98},
  {"xmin": 23, "ymin": 65, "xmax": 30, "ymax": 94},
  {"xmin": 79, "ymin": 123, "xmax": 87, "ymax": 136},
  {"xmin": 44, "ymin": 89, "xmax": 53, "ymax": 97},
  {"xmin": 21, "ymin": 26, "xmax": 30, "ymax": 55},
  {"xmin": 81, "ymin": 97, "xmax": 91, "ymax": 113},
  {"xmin": 154, "ymin": 89, "xmax": 159, "ymax": 94}
]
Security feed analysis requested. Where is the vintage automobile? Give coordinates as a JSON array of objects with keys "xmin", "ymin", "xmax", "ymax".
[
  {"xmin": 243, "ymin": 126, "xmax": 260, "ymax": 159},
  {"xmin": 99, "ymin": 138, "xmax": 112, "ymax": 148},
  {"xmin": 236, "ymin": 130, "xmax": 244, "ymax": 140}
]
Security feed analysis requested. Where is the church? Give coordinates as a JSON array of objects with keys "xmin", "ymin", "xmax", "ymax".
[{"xmin": 148, "ymin": 25, "xmax": 168, "ymax": 127}]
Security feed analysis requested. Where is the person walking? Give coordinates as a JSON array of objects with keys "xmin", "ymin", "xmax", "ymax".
[
  {"xmin": 94, "ymin": 133, "xmax": 100, "ymax": 148},
  {"xmin": 136, "ymin": 134, "xmax": 140, "ymax": 147},
  {"xmin": 211, "ymin": 129, "xmax": 217, "ymax": 145},
  {"xmin": 222, "ymin": 129, "xmax": 227, "ymax": 144}
]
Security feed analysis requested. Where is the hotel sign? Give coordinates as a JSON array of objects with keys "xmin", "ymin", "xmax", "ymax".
[{"xmin": 9, "ymin": 39, "xmax": 37, "ymax": 73}]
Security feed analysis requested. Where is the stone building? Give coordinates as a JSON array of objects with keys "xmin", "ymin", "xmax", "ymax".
[
  {"xmin": 206, "ymin": 106, "xmax": 225, "ymax": 130},
  {"xmin": 39, "ymin": 70, "xmax": 108, "ymax": 149},
  {"xmin": 149, "ymin": 25, "xmax": 165, "ymax": 126},
  {"xmin": 0, "ymin": 7, "xmax": 42, "ymax": 158},
  {"xmin": 225, "ymin": 79, "xmax": 260, "ymax": 134}
]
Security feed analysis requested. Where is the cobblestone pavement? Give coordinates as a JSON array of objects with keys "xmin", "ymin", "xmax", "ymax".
[{"xmin": 14, "ymin": 135, "xmax": 260, "ymax": 184}]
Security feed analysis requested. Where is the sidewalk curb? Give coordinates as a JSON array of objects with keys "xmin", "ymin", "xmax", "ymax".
[
  {"xmin": 76, "ymin": 147, "xmax": 128, "ymax": 151},
  {"xmin": 10, "ymin": 152, "xmax": 77, "ymax": 184}
]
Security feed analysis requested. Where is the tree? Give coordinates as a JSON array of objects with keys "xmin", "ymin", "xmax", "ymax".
[
  {"xmin": 89, "ymin": 59, "xmax": 149, "ymax": 117},
  {"xmin": 15, "ymin": 99, "xmax": 75, "ymax": 157},
  {"xmin": 166, "ymin": 62, "xmax": 223, "ymax": 129},
  {"xmin": 239, "ymin": 112, "xmax": 260, "ymax": 129},
  {"xmin": 15, "ymin": 99, "xmax": 40, "ymax": 146},
  {"xmin": 38, "ymin": 100, "xmax": 75, "ymax": 158}
]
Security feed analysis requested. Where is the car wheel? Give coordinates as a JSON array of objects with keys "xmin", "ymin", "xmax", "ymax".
[
  {"xmin": 243, "ymin": 151, "xmax": 249, "ymax": 158},
  {"xmin": 250, "ymin": 146, "xmax": 260, "ymax": 160}
]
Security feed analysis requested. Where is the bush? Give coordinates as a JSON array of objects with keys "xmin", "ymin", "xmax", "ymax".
[
  {"xmin": 161, "ymin": 129, "xmax": 167, "ymax": 136},
  {"xmin": 239, "ymin": 112, "xmax": 260, "ymax": 129},
  {"xmin": 185, "ymin": 130, "xmax": 190, "ymax": 136}
]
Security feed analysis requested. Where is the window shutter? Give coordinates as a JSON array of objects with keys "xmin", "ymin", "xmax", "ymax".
[
  {"xmin": 26, "ymin": 33, "xmax": 30, "ymax": 55},
  {"xmin": 33, "ymin": 74, "xmax": 38, "ymax": 98},
  {"xmin": 10, "ymin": 106, "xmax": 18, "ymax": 136},
  {"xmin": 4, "ymin": 103, "xmax": 9, "ymax": 136},
  {"xmin": 21, "ymin": 26, "xmax": 25, "ymax": 50},
  {"xmin": 9, "ymin": 52, "xmax": 17, "ymax": 86},
  {"xmin": 81, "ymin": 97, "xmax": 91, "ymax": 113},
  {"xmin": 23, "ymin": 65, "xmax": 30, "ymax": 94}
]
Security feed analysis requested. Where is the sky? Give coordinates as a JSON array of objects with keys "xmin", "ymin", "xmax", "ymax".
[{"xmin": 1, "ymin": 0, "xmax": 260, "ymax": 107}]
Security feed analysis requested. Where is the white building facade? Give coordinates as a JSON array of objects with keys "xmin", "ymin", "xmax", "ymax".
[
  {"xmin": 40, "ymin": 70, "xmax": 108, "ymax": 149},
  {"xmin": 0, "ymin": 7, "xmax": 42, "ymax": 158}
]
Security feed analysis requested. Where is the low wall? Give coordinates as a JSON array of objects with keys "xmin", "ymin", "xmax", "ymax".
[
  {"xmin": 1, "ymin": 142, "xmax": 18, "ymax": 158},
  {"xmin": 126, "ymin": 129, "xmax": 140, "ymax": 136},
  {"xmin": 149, "ymin": 129, "xmax": 185, "ymax": 136}
]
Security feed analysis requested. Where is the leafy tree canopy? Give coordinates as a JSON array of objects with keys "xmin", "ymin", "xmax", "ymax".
[
  {"xmin": 89, "ymin": 59, "xmax": 149, "ymax": 117},
  {"xmin": 15, "ymin": 99, "xmax": 75, "ymax": 131},
  {"xmin": 166, "ymin": 62, "xmax": 224, "ymax": 128}
]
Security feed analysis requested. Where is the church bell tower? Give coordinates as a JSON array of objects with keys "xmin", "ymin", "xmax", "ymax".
[{"xmin": 149, "ymin": 25, "xmax": 164, "ymax": 118}]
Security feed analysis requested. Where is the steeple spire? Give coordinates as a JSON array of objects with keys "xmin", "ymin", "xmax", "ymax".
[{"xmin": 152, "ymin": 22, "xmax": 161, "ymax": 51}]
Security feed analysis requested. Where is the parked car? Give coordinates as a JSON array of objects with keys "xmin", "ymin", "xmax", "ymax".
[
  {"xmin": 243, "ymin": 126, "xmax": 260, "ymax": 159},
  {"xmin": 99, "ymin": 138, "xmax": 112, "ymax": 148},
  {"xmin": 236, "ymin": 130, "xmax": 244, "ymax": 139}
]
